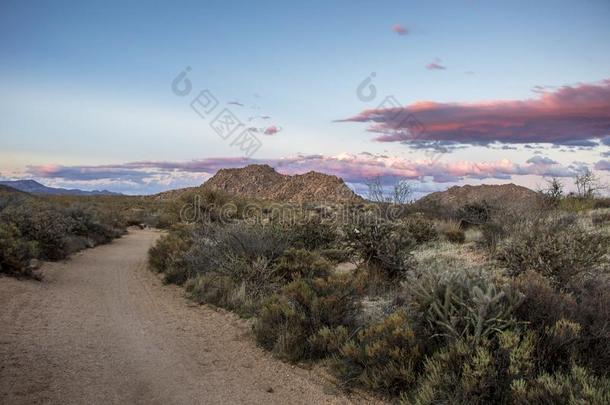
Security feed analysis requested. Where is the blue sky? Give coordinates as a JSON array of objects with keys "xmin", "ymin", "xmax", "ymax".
[{"xmin": 1, "ymin": 0, "xmax": 609, "ymax": 195}]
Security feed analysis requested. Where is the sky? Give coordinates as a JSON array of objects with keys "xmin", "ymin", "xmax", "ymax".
[{"xmin": 1, "ymin": 0, "xmax": 609, "ymax": 197}]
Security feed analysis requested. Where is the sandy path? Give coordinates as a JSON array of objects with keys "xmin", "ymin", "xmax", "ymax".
[{"xmin": 0, "ymin": 229, "xmax": 355, "ymax": 405}]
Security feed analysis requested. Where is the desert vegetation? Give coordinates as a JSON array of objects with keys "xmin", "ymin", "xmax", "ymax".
[
  {"xmin": 0, "ymin": 187, "xmax": 180, "ymax": 278},
  {"xmin": 148, "ymin": 178, "xmax": 610, "ymax": 403}
]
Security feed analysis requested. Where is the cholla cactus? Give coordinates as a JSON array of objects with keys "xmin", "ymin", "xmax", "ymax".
[{"xmin": 412, "ymin": 268, "xmax": 522, "ymax": 345}]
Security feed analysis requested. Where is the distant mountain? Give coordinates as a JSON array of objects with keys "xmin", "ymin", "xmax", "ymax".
[
  {"xmin": 154, "ymin": 164, "xmax": 362, "ymax": 203},
  {"xmin": 0, "ymin": 180, "xmax": 123, "ymax": 196},
  {"xmin": 413, "ymin": 183, "xmax": 541, "ymax": 212}
]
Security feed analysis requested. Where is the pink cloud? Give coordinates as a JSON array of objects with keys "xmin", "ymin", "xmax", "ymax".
[
  {"xmin": 426, "ymin": 58, "xmax": 446, "ymax": 70},
  {"xmin": 392, "ymin": 24, "xmax": 408, "ymax": 35},
  {"xmin": 264, "ymin": 125, "xmax": 281, "ymax": 135},
  {"xmin": 339, "ymin": 79, "xmax": 610, "ymax": 146}
]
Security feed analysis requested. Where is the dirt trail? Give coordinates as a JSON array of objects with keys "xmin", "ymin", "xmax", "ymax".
[{"xmin": 0, "ymin": 229, "xmax": 355, "ymax": 405}]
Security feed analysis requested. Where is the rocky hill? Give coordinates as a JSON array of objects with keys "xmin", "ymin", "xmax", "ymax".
[
  {"xmin": 202, "ymin": 164, "xmax": 361, "ymax": 203},
  {"xmin": 155, "ymin": 164, "xmax": 362, "ymax": 203},
  {"xmin": 413, "ymin": 183, "xmax": 541, "ymax": 212}
]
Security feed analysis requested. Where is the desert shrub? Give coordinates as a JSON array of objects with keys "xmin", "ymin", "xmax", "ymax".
[
  {"xmin": 328, "ymin": 310, "xmax": 422, "ymax": 395},
  {"xmin": 186, "ymin": 273, "xmax": 236, "ymax": 308},
  {"xmin": 0, "ymin": 222, "xmax": 38, "ymax": 277},
  {"xmin": 571, "ymin": 276, "xmax": 610, "ymax": 375},
  {"xmin": 318, "ymin": 248, "xmax": 351, "ymax": 263},
  {"xmin": 559, "ymin": 196, "xmax": 597, "ymax": 212},
  {"xmin": 186, "ymin": 256, "xmax": 275, "ymax": 316},
  {"xmin": 435, "ymin": 220, "xmax": 465, "ymax": 244},
  {"xmin": 157, "ymin": 222, "xmax": 290, "ymax": 286},
  {"xmin": 401, "ymin": 216, "xmax": 438, "ymax": 244},
  {"xmin": 2, "ymin": 204, "xmax": 72, "ymax": 260},
  {"xmin": 537, "ymin": 319, "xmax": 582, "ymax": 373},
  {"xmin": 410, "ymin": 268, "xmax": 521, "ymax": 346},
  {"xmin": 456, "ymin": 201, "xmax": 492, "ymax": 227},
  {"xmin": 591, "ymin": 210, "xmax": 610, "ymax": 227},
  {"xmin": 510, "ymin": 365, "xmax": 610, "ymax": 405},
  {"xmin": 511, "ymin": 270, "xmax": 576, "ymax": 333},
  {"xmin": 253, "ymin": 274, "xmax": 360, "ymax": 361},
  {"xmin": 0, "ymin": 198, "xmax": 124, "ymax": 264},
  {"xmin": 479, "ymin": 221, "xmax": 507, "ymax": 250},
  {"xmin": 444, "ymin": 228, "xmax": 465, "ymax": 244},
  {"xmin": 288, "ymin": 215, "xmax": 338, "ymax": 251},
  {"xmin": 308, "ymin": 325, "xmax": 349, "ymax": 357},
  {"xmin": 593, "ymin": 198, "xmax": 610, "ymax": 209},
  {"xmin": 513, "ymin": 271, "xmax": 610, "ymax": 375},
  {"xmin": 148, "ymin": 225, "xmax": 195, "ymax": 284},
  {"xmin": 497, "ymin": 215, "xmax": 609, "ymax": 287},
  {"xmin": 344, "ymin": 214, "xmax": 415, "ymax": 279},
  {"xmin": 273, "ymin": 248, "xmax": 332, "ymax": 283},
  {"xmin": 209, "ymin": 222, "xmax": 291, "ymax": 265},
  {"xmin": 152, "ymin": 222, "xmax": 341, "ymax": 314},
  {"xmin": 406, "ymin": 331, "xmax": 536, "ymax": 404},
  {"xmin": 62, "ymin": 204, "xmax": 120, "ymax": 243}
]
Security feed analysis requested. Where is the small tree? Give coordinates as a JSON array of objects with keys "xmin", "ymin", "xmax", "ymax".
[
  {"xmin": 365, "ymin": 177, "xmax": 386, "ymax": 203},
  {"xmin": 541, "ymin": 177, "xmax": 564, "ymax": 207},
  {"xmin": 365, "ymin": 177, "xmax": 413, "ymax": 205},
  {"xmin": 574, "ymin": 168, "xmax": 602, "ymax": 198},
  {"xmin": 392, "ymin": 181, "xmax": 413, "ymax": 205}
]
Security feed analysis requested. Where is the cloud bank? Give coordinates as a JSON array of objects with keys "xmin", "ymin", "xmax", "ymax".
[
  {"xmin": 339, "ymin": 79, "xmax": 610, "ymax": 147},
  {"xmin": 24, "ymin": 153, "xmax": 583, "ymax": 194}
]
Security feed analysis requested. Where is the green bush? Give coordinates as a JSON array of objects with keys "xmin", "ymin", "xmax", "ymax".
[
  {"xmin": 512, "ymin": 271, "xmax": 610, "ymax": 375},
  {"xmin": 288, "ymin": 215, "xmax": 338, "ymax": 251},
  {"xmin": 0, "ymin": 222, "xmax": 38, "ymax": 277},
  {"xmin": 510, "ymin": 366, "xmax": 610, "ymax": 405},
  {"xmin": 152, "ymin": 222, "xmax": 290, "ymax": 286},
  {"xmin": 406, "ymin": 331, "xmax": 536, "ymax": 404},
  {"xmin": 186, "ymin": 273, "xmax": 235, "ymax": 307},
  {"xmin": 511, "ymin": 270, "xmax": 576, "ymax": 334},
  {"xmin": 571, "ymin": 277, "xmax": 610, "ymax": 375},
  {"xmin": 0, "ymin": 196, "xmax": 125, "ymax": 277},
  {"xmin": 344, "ymin": 214, "xmax": 415, "ymax": 279},
  {"xmin": 149, "ymin": 226, "xmax": 192, "ymax": 270},
  {"xmin": 186, "ymin": 257, "xmax": 275, "ymax": 316},
  {"xmin": 479, "ymin": 221, "xmax": 507, "ymax": 250},
  {"xmin": 456, "ymin": 201, "xmax": 492, "ymax": 227},
  {"xmin": 537, "ymin": 319, "xmax": 582, "ymax": 373},
  {"xmin": 401, "ymin": 216, "xmax": 438, "ymax": 244},
  {"xmin": 497, "ymin": 215, "xmax": 609, "ymax": 287},
  {"xmin": 318, "ymin": 248, "xmax": 351, "ymax": 263},
  {"xmin": 148, "ymin": 225, "xmax": 196, "ymax": 284},
  {"xmin": 208, "ymin": 223, "xmax": 291, "ymax": 265},
  {"xmin": 329, "ymin": 310, "xmax": 422, "ymax": 395},
  {"xmin": 2, "ymin": 204, "xmax": 71, "ymax": 260},
  {"xmin": 273, "ymin": 248, "xmax": 332, "ymax": 283},
  {"xmin": 253, "ymin": 274, "xmax": 360, "ymax": 361}
]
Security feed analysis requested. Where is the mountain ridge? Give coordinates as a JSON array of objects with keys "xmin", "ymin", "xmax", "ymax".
[{"xmin": 0, "ymin": 180, "xmax": 123, "ymax": 196}]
